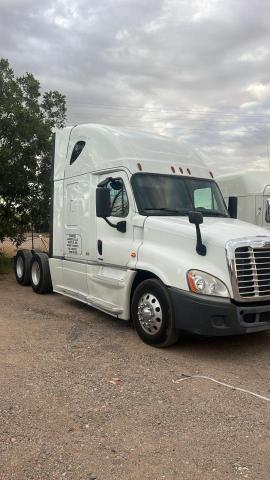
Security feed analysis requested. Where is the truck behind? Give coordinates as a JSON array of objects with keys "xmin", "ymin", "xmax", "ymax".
[{"xmin": 217, "ymin": 171, "xmax": 270, "ymax": 228}]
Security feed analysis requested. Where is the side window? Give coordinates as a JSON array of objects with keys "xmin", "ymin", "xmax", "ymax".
[
  {"xmin": 70, "ymin": 141, "xmax": 85, "ymax": 165},
  {"xmin": 107, "ymin": 178, "xmax": 129, "ymax": 217},
  {"xmin": 194, "ymin": 187, "xmax": 214, "ymax": 210}
]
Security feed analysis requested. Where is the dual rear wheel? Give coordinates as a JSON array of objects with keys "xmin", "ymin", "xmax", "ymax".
[
  {"xmin": 15, "ymin": 250, "xmax": 32, "ymax": 286},
  {"xmin": 14, "ymin": 250, "xmax": 52, "ymax": 294}
]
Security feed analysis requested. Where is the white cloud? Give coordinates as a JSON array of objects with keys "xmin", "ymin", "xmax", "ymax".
[
  {"xmin": 239, "ymin": 46, "xmax": 270, "ymax": 63},
  {"xmin": 219, "ymin": 128, "xmax": 248, "ymax": 137},
  {"xmin": 116, "ymin": 29, "xmax": 130, "ymax": 41},
  {"xmin": 240, "ymin": 101, "xmax": 259, "ymax": 110},
  {"xmin": 245, "ymin": 82, "xmax": 270, "ymax": 100}
]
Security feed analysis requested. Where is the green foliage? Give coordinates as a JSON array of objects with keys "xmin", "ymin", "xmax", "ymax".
[
  {"xmin": 0, "ymin": 252, "xmax": 12, "ymax": 274},
  {"xmin": 0, "ymin": 58, "xmax": 66, "ymax": 244}
]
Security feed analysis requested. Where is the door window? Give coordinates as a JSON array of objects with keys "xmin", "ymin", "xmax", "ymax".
[{"xmin": 107, "ymin": 178, "xmax": 129, "ymax": 217}]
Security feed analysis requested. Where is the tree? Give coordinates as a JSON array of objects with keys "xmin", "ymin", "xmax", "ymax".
[{"xmin": 0, "ymin": 58, "xmax": 66, "ymax": 245}]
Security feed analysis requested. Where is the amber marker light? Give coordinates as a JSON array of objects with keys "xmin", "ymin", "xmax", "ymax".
[
  {"xmin": 187, "ymin": 271, "xmax": 197, "ymax": 293},
  {"xmin": 131, "ymin": 251, "xmax": 136, "ymax": 258}
]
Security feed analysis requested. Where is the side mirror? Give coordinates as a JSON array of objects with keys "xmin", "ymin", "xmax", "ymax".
[
  {"xmin": 265, "ymin": 198, "xmax": 270, "ymax": 223},
  {"xmin": 188, "ymin": 211, "xmax": 203, "ymax": 225},
  {"xmin": 188, "ymin": 211, "xmax": 206, "ymax": 256},
  {"xmin": 228, "ymin": 196, "xmax": 238, "ymax": 219},
  {"xmin": 96, "ymin": 187, "xmax": 111, "ymax": 218}
]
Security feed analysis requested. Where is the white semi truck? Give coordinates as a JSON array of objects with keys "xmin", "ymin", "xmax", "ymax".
[
  {"xmin": 14, "ymin": 125, "xmax": 270, "ymax": 347},
  {"xmin": 217, "ymin": 171, "xmax": 270, "ymax": 228}
]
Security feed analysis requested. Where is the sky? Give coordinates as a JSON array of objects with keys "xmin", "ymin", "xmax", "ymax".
[{"xmin": 1, "ymin": 0, "xmax": 270, "ymax": 174}]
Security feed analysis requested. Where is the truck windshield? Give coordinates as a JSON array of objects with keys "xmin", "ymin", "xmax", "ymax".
[{"xmin": 131, "ymin": 173, "xmax": 229, "ymax": 217}]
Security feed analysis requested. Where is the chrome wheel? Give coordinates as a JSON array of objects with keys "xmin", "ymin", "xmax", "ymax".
[
  {"xmin": 32, "ymin": 260, "xmax": 40, "ymax": 286},
  {"xmin": 137, "ymin": 293, "xmax": 163, "ymax": 335},
  {"xmin": 16, "ymin": 256, "xmax": 24, "ymax": 279}
]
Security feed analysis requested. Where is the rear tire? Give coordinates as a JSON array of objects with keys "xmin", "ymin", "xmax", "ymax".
[
  {"xmin": 131, "ymin": 279, "xmax": 180, "ymax": 347},
  {"xmin": 30, "ymin": 253, "xmax": 52, "ymax": 294},
  {"xmin": 14, "ymin": 250, "xmax": 32, "ymax": 286}
]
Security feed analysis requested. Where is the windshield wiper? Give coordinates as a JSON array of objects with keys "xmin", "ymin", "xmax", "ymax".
[{"xmin": 144, "ymin": 208, "xmax": 188, "ymax": 215}]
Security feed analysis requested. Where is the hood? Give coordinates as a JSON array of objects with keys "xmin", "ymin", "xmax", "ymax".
[{"xmin": 144, "ymin": 216, "xmax": 270, "ymax": 248}]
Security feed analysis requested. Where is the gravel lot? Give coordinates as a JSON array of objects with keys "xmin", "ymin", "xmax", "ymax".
[{"xmin": 1, "ymin": 272, "xmax": 270, "ymax": 480}]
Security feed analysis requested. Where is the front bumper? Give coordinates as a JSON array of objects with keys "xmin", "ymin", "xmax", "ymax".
[{"xmin": 169, "ymin": 287, "xmax": 270, "ymax": 336}]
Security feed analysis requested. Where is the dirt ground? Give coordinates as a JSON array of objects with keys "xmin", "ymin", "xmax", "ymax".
[{"xmin": 1, "ymin": 273, "xmax": 270, "ymax": 480}]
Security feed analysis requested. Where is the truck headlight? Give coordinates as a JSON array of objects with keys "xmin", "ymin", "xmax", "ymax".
[{"xmin": 187, "ymin": 270, "xmax": 229, "ymax": 297}]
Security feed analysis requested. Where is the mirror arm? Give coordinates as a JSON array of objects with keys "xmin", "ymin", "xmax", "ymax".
[
  {"xmin": 189, "ymin": 211, "xmax": 206, "ymax": 256},
  {"xmin": 195, "ymin": 224, "xmax": 207, "ymax": 256},
  {"xmin": 104, "ymin": 218, "xmax": 126, "ymax": 233},
  {"xmin": 104, "ymin": 218, "xmax": 117, "ymax": 229}
]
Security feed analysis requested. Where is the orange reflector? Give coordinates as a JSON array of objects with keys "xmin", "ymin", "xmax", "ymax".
[
  {"xmin": 187, "ymin": 271, "xmax": 197, "ymax": 293},
  {"xmin": 131, "ymin": 251, "xmax": 136, "ymax": 258}
]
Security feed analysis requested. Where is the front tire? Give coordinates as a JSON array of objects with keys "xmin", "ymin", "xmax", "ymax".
[
  {"xmin": 30, "ymin": 253, "xmax": 52, "ymax": 294},
  {"xmin": 14, "ymin": 250, "xmax": 32, "ymax": 285},
  {"xmin": 131, "ymin": 279, "xmax": 180, "ymax": 347}
]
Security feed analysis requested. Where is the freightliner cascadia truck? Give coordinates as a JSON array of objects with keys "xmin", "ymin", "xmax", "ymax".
[{"xmin": 14, "ymin": 124, "xmax": 270, "ymax": 347}]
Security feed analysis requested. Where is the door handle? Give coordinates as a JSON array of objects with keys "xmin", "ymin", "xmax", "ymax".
[{"xmin": 97, "ymin": 239, "xmax": 102, "ymax": 255}]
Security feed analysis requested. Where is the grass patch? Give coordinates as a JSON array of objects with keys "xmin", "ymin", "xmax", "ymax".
[{"xmin": 0, "ymin": 253, "xmax": 12, "ymax": 274}]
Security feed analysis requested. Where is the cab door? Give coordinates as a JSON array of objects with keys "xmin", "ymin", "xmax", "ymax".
[
  {"xmin": 86, "ymin": 172, "xmax": 135, "ymax": 316},
  {"xmin": 95, "ymin": 172, "xmax": 134, "ymax": 266}
]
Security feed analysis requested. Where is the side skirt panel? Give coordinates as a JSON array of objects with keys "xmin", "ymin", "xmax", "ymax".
[{"xmin": 49, "ymin": 258, "xmax": 136, "ymax": 319}]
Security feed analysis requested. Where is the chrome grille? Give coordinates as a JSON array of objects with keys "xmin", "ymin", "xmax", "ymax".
[{"xmin": 235, "ymin": 246, "xmax": 270, "ymax": 298}]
